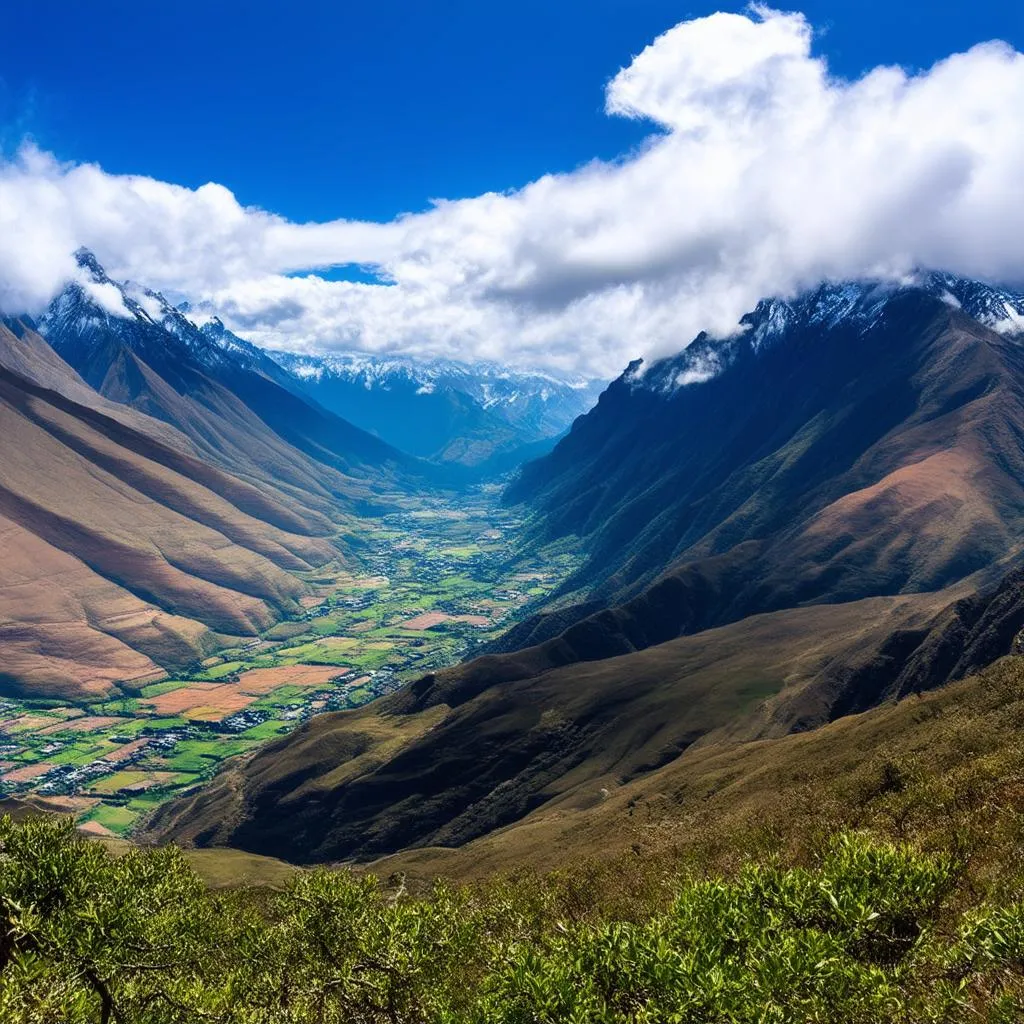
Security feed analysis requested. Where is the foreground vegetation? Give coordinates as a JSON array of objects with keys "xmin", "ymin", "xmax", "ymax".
[
  {"xmin": 3, "ymin": 815, "xmax": 1024, "ymax": 1023},
  {"xmin": 13, "ymin": 660, "xmax": 1024, "ymax": 1021}
]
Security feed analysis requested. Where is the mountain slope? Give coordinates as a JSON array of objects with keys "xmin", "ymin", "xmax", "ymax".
[
  {"xmin": 502, "ymin": 278, "xmax": 1024, "ymax": 636},
  {"xmin": 365, "ymin": 648, "xmax": 1024, "ymax": 882},
  {"xmin": 269, "ymin": 350, "xmax": 603, "ymax": 467},
  {"xmin": 151, "ymin": 273, "xmax": 1024, "ymax": 865},
  {"xmin": 0, "ymin": 322, "xmax": 338, "ymax": 701},
  {"xmin": 145, "ymin": 590, "xmax": 947, "ymax": 860}
]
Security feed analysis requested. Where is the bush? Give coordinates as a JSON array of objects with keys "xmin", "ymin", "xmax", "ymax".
[{"xmin": 1, "ymin": 817, "xmax": 1024, "ymax": 1022}]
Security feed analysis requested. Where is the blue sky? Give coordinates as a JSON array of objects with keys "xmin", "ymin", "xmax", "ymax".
[
  {"xmin": 3, "ymin": 1, "xmax": 1022, "ymax": 224},
  {"xmin": 3, "ymin": 3, "xmax": 1024, "ymax": 375}
]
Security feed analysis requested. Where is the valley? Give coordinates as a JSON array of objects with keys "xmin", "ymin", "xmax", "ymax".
[{"xmin": 0, "ymin": 486, "xmax": 581, "ymax": 837}]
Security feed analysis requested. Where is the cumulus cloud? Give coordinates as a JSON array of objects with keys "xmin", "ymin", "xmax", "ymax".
[{"xmin": 2, "ymin": 6, "xmax": 1024, "ymax": 376}]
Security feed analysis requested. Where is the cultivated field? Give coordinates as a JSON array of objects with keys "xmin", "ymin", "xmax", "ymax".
[{"xmin": 0, "ymin": 489, "xmax": 583, "ymax": 836}]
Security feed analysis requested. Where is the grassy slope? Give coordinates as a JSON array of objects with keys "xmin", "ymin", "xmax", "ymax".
[
  {"xmin": 148, "ymin": 590, "xmax": 958, "ymax": 862},
  {"xmin": 144, "ymin": 648, "xmax": 1024, "ymax": 905},
  {"xmin": 373, "ymin": 653, "xmax": 1024, "ymax": 886}
]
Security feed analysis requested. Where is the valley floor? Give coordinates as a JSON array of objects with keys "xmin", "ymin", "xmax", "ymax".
[{"xmin": 0, "ymin": 485, "xmax": 581, "ymax": 836}]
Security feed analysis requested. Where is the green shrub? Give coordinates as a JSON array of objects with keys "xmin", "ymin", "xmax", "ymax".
[{"xmin": 2, "ymin": 818, "xmax": 1024, "ymax": 1022}]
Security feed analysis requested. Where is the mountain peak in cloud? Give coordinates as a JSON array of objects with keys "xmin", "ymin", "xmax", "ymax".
[{"xmin": 3, "ymin": 8, "xmax": 1024, "ymax": 376}]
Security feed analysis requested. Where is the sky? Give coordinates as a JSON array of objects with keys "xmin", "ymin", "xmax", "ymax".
[{"xmin": 2, "ymin": 1, "xmax": 1024, "ymax": 376}]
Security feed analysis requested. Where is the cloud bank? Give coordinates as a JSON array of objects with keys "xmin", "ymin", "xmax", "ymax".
[{"xmin": 2, "ymin": 7, "xmax": 1024, "ymax": 377}]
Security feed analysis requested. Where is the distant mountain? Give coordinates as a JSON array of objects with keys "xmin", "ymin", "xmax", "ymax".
[
  {"xmin": 0, "ymin": 251, "xmax": 459, "ymax": 701},
  {"xmin": 268, "ymin": 350, "xmax": 605, "ymax": 467},
  {"xmin": 37, "ymin": 251, "xmax": 429, "ymax": 515},
  {"xmin": 153, "ymin": 271, "xmax": 1024, "ymax": 864}
]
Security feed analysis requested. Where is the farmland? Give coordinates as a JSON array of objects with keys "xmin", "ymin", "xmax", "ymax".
[{"xmin": 0, "ymin": 486, "xmax": 581, "ymax": 835}]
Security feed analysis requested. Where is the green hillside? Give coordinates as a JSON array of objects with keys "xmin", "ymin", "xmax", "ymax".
[{"xmin": 10, "ymin": 655, "xmax": 1024, "ymax": 1021}]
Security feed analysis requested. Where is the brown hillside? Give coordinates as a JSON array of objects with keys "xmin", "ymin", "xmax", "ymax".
[
  {"xmin": 0, "ymin": 324, "xmax": 341, "ymax": 699},
  {"xmin": 151, "ymin": 285, "xmax": 1024, "ymax": 870}
]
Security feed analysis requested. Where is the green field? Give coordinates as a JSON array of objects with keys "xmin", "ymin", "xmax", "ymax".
[
  {"xmin": 85, "ymin": 804, "xmax": 139, "ymax": 834},
  {"xmin": 192, "ymin": 661, "xmax": 245, "ymax": 681},
  {"xmin": 0, "ymin": 487, "xmax": 583, "ymax": 834},
  {"xmin": 139, "ymin": 680, "xmax": 190, "ymax": 698},
  {"xmin": 87, "ymin": 771, "xmax": 150, "ymax": 795}
]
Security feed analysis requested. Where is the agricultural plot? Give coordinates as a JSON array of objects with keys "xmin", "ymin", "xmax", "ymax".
[{"xmin": 0, "ymin": 487, "xmax": 583, "ymax": 834}]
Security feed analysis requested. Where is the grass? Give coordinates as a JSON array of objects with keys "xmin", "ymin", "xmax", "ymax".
[
  {"xmin": 277, "ymin": 638, "xmax": 357, "ymax": 664},
  {"xmin": 263, "ymin": 622, "xmax": 311, "ymax": 641},
  {"xmin": 88, "ymin": 771, "xmax": 149, "ymax": 796},
  {"xmin": 86, "ymin": 803, "xmax": 139, "ymax": 834},
  {"xmin": 440, "ymin": 545, "xmax": 481, "ymax": 557},
  {"xmin": 184, "ymin": 847, "xmax": 301, "ymax": 889},
  {"xmin": 46, "ymin": 745, "xmax": 107, "ymax": 766},
  {"xmin": 237, "ymin": 721, "xmax": 291, "ymax": 741},
  {"xmin": 91, "ymin": 699, "xmax": 140, "ymax": 716},
  {"xmin": 140, "ymin": 717, "xmax": 190, "ymax": 731},
  {"xmin": 160, "ymin": 740, "xmax": 252, "ymax": 774},
  {"xmin": 192, "ymin": 661, "xmax": 245, "ymax": 681},
  {"xmin": 361, "ymin": 655, "xmax": 1024, "ymax": 892},
  {"xmin": 140, "ymin": 679, "xmax": 191, "ymax": 699}
]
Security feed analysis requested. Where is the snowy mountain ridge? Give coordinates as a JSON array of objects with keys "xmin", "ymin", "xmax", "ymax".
[{"xmin": 627, "ymin": 272, "xmax": 1024, "ymax": 396}]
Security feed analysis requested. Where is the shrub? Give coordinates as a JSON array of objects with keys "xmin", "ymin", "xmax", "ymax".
[{"xmin": 2, "ymin": 818, "xmax": 1024, "ymax": 1022}]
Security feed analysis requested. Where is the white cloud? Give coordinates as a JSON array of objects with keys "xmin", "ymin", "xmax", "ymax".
[
  {"xmin": 81, "ymin": 278, "xmax": 131, "ymax": 317},
  {"xmin": 2, "ymin": 7, "xmax": 1024, "ymax": 377}
]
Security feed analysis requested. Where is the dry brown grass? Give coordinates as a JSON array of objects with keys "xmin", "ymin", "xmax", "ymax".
[
  {"xmin": 144, "ymin": 684, "xmax": 228, "ymax": 715},
  {"xmin": 0, "ymin": 323, "xmax": 359, "ymax": 702},
  {"xmin": 37, "ymin": 717, "xmax": 124, "ymax": 736},
  {"xmin": 2, "ymin": 763, "xmax": 56, "ymax": 783},
  {"xmin": 236, "ymin": 665, "xmax": 341, "ymax": 694},
  {"xmin": 99, "ymin": 739, "xmax": 150, "ymax": 763}
]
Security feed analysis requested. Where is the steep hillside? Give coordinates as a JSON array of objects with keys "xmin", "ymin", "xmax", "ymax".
[
  {"xmin": 270, "ymin": 350, "xmax": 602, "ymax": 467},
  {"xmin": 144, "ymin": 589, "xmax": 936, "ymax": 860},
  {"xmin": 151, "ymin": 273, "xmax": 1024, "ymax": 866},
  {"xmin": 501, "ymin": 277, "xmax": 1024, "ymax": 640},
  {"xmin": 0, "ymin": 321, "xmax": 343, "ymax": 701}
]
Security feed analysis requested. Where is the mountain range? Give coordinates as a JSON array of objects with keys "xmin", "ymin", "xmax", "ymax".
[
  {"xmin": 0, "ymin": 253, "xmax": 435, "ymax": 700},
  {"xmin": 9, "ymin": 247, "xmax": 1024, "ymax": 880},
  {"xmin": 267, "ymin": 349, "xmax": 604, "ymax": 469},
  {"xmin": 149, "ymin": 271, "xmax": 1024, "ymax": 867}
]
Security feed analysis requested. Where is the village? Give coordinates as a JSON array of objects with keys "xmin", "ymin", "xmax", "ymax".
[{"xmin": 0, "ymin": 489, "xmax": 582, "ymax": 836}]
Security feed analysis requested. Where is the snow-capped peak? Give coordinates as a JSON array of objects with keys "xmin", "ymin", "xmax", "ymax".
[
  {"xmin": 269, "ymin": 349, "xmax": 600, "ymax": 403},
  {"xmin": 922, "ymin": 272, "xmax": 1024, "ymax": 336},
  {"xmin": 38, "ymin": 252, "xmax": 247, "ymax": 375},
  {"xmin": 627, "ymin": 272, "xmax": 1024, "ymax": 398}
]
